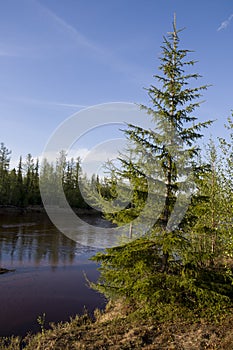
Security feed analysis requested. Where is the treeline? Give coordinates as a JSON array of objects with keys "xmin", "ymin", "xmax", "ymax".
[
  {"xmin": 0, "ymin": 144, "xmax": 40, "ymax": 207},
  {"xmin": 0, "ymin": 144, "xmax": 109, "ymax": 209}
]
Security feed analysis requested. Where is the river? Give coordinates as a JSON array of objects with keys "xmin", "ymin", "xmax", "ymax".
[{"xmin": 0, "ymin": 211, "xmax": 111, "ymax": 337}]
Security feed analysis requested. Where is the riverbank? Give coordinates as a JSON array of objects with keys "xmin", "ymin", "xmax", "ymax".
[
  {"xmin": 0, "ymin": 268, "xmax": 15, "ymax": 274},
  {"xmin": 1, "ymin": 301, "xmax": 233, "ymax": 349},
  {"xmin": 0, "ymin": 205, "xmax": 101, "ymax": 216}
]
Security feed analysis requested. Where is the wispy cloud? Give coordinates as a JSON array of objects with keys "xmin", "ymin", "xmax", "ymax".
[
  {"xmin": 36, "ymin": 0, "xmax": 106, "ymax": 56},
  {"xmin": 0, "ymin": 49, "xmax": 23, "ymax": 58},
  {"xmin": 0, "ymin": 44, "xmax": 60, "ymax": 59},
  {"xmin": 4, "ymin": 96, "xmax": 87, "ymax": 109},
  {"xmin": 35, "ymin": 0, "xmax": 148, "ymax": 82},
  {"xmin": 217, "ymin": 14, "xmax": 233, "ymax": 31},
  {"xmin": 48, "ymin": 101, "xmax": 87, "ymax": 109},
  {"xmin": 0, "ymin": 51, "xmax": 14, "ymax": 57}
]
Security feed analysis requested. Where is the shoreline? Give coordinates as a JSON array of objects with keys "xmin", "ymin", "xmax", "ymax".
[
  {"xmin": 0, "ymin": 205, "xmax": 101, "ymax": 216},
  {"xmin": 0, "ymin": 268, "xmax": 15, "ymax": 274},
  {"xmin": 1, "ymin": 302, "xmax": 233, "ymax": 349}
]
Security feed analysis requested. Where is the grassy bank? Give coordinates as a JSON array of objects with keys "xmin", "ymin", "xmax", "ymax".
[{"xmin": 1, "ymin": 301, "xmax": 233, "ymax": 350}]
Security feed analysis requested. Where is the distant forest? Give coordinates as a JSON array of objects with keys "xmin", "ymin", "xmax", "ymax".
[{"xmin": 0, "ymin": 142, "xmax": 107, "ymax": 209}]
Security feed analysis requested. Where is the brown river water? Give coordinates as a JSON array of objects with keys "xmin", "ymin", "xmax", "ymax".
[{"xmin": 0, "ymin": 212, "xmax": 112, "ymax": 337}]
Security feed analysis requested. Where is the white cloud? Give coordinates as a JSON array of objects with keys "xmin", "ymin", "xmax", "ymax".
[
  {"xmin": 38, "ymin": 147, "xmax": 115, "ymax": 177},
  {"xmin": 80, "ymin": 138, "xmax": 127, "ymax": 177},
  {"xmin": 38, "ymin": 147, "xmax": 89, "ymax": 164},
  {"xmin": 26, "ymin": 142, "xmax": 124, "ymax": 178},
  {"xmin": 217, "ymin": 14, "xmax": 233, "ymax": 31},
  {"xmin": 67, "ymin": 148, "xmax": 90, "ymax": 161}
]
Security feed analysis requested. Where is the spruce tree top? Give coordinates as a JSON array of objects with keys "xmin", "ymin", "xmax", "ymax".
[
  {"xmin": 126, "ymin": 15, "xmax": 212, "ymax": 153},
  {"xmin": 105, "ymin": 16, "xmax": 213, "ymax": 238}
]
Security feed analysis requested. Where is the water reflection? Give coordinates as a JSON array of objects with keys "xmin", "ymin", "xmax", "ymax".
[
  {"xmin": 0, "ymin": 212, "xmax": 108, "ymax": 337},
  {"xmin": 0, "ymin": 213, "xmax": 99, "ymax": 268}
]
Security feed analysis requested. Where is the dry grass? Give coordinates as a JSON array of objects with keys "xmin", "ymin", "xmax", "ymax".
[{"xmin": 1, "ymin": 302, "xmax": 233, "ymax": 349}]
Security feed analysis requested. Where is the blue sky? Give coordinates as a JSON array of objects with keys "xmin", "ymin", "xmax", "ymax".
[{"xmin": 0, "ymin": 0, "xmax": 233, "ymax": 168}]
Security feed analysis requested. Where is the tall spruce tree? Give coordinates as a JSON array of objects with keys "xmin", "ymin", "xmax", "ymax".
[
  {"xmin": 103, "ymin": 17, "xmax": 212, "ymax": 268},
  {"xmin": 92, "ymin": 19, "xmax": 233, "ymax": 320}
]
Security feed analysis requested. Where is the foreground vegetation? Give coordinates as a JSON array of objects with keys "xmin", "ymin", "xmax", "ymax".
[{"xmin": 1, "ymin": 301, "xmax": 233, "ymax": 350}]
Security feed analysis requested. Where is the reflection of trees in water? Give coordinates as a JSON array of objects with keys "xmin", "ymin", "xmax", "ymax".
[{"xmin": 0, "ymin": 215, "xmax": 78, "ymax": 267}]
